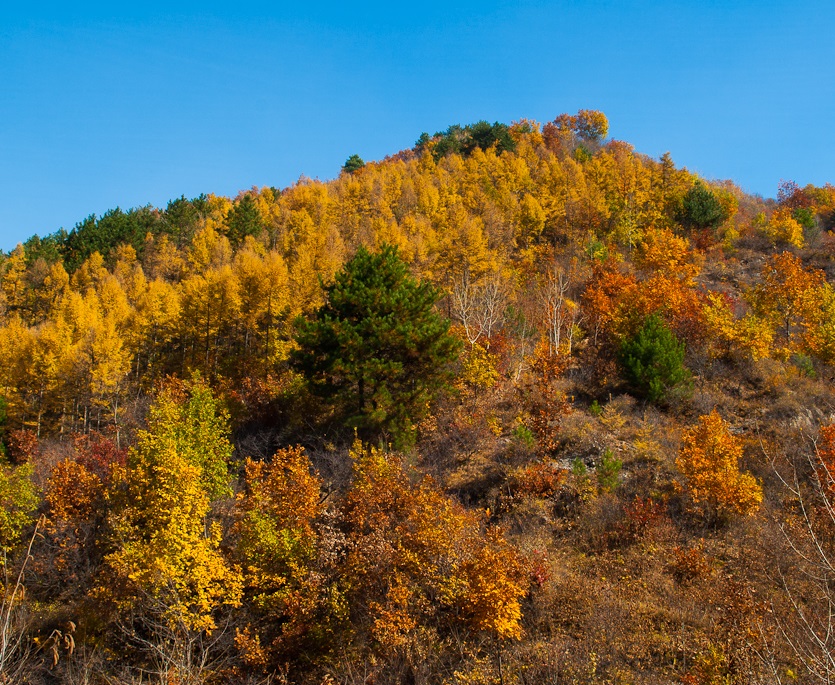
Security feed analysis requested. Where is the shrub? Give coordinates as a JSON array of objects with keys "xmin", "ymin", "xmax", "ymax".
[
  {"xmin": 619, "ymin": 315, "xmax": 691, "ymax": 404},
  {"xmin": 596, "ymin": 448, "xmax": 622, "ymax": 492}
]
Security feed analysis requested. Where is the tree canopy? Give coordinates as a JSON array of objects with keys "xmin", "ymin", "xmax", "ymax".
[
  {"xmin": 292, "ymin": 244, "xmax": 460, "ymax": 446},
  {"xmin": 619, "ymin": 314, "xmax": 691, "ymax": 404}
]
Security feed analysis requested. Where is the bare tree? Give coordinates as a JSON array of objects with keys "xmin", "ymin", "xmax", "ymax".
[
  {"xmin": 115, "ymin": 589, "xmax": 235, "ymax": 685},
  {"xmin": 769, "ymin": 432, "xmax": 835, "ymax": 683},
  {"xmin": 538, "ymin": 262, "xmax": 581, "ymax": 357},
  {"xmin": 452, "ymin": 269, "xmax": 509, "ymax": 347},
  {"xmin": 0, "ymin": 517, "xmax": 42, "ymax": 683}
]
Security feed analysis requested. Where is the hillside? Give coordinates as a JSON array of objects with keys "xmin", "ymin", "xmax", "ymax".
[{"xmin": 1, "ymin": 111, "xmax": 835, "ymax": 683}]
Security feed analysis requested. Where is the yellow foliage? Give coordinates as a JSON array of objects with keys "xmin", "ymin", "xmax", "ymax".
[
  {"xmin": 749, "ymin": 251, "xmax": 826, "ymax": 353},
  {"xmin": 458, "ymin": 341, "xmax": 500, "ymax": 392},
  {"xmin": 633, "ymin": 226, "xmax": 700, "ymax": 281},
  {"xmin": 762, "ymin": 208, "xmax": 804, "ymax": 248},
  {"xmin": 703, "ymin": 292, "xmax": 773, "ymax": 361},
  {"xmin": 370, "ymin": 575, "xmax": 419, "ymax": 649},
  {"xmin": 1, "ymin": 245, "xmax": 27, "ymax": 314},
  {"xmin": 101, "ymin": 386, "xmax": 241, "ymax": 631},
  {"xmin": 799, "ymin": 282, "xmax": 835, "ymax": 363},
  {"xmin": 460, "ymin": 529, "xmax": 525, "ymax": 640}
]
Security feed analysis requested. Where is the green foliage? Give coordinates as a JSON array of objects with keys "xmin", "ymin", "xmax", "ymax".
[
  {"xmin": 512, "ymin": 423, "xmax": 536, "ymax": 451},
  {"xmin": 793, "ymin": 207, "xmax": 817, "ymax": 231},
  {"xmin": 596, "ymin": 448, "xmax": 622, "ymax": 492},
  {"xmin": 153, "ymin": 377, "xmax": 233, "ymax": 501},
  {"xmin": 226, "ymin": 193, "xmax": 264, "ymax": 246},
  {"xmin": 343, "ymin": 154, "xmax": 366, "ymax": 174},
  {"xmin": 22, "ymin": 234, "xmax": 63, "ymax": 266},
  {"xmin": 571, "ymin": 457, "xmax": 587, "ymax": 478},
  {"xmin": 589, "ymin": 400, "xmax": 602, "ymax": 417},
  {"xmin": 619, "ymin": 315, "xmax": 691, "ymax": 404},
  {"xmin": 292, "ymin": 244, "xmax": 460, "ymax": 447},
  {"xmin": 164, "ymin": 194, "xmax": 208, "ymax": 246},
  {"xmin": 0, "ymin": 460, "xmax": 38, "ymax": 553},
  {"xmin": 677, "ymin": 181, "xmax": 729, "ymax": 231},
  {"xmin": 431, "ymin": 120, "xmax": 516, "ymax": 160},
  {"xmin": 574, "ymin": 145, "xmax": 593, "ymax": 163},
  {"xmin": 63, "ymin": 206, "xmax": 162, "ymax": 271},
  {"xmin": 415, "ymin": 132, "xmax": 431, "ymax": 151},
  {"xmin": 791, "ymin": 352, "xmax": 816, "ymax": 378},
  {"xmin": 586, "ymin": 238, "xmax": 609, "ymax": 261}
]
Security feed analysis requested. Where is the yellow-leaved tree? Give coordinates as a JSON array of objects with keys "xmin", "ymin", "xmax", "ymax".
[
  {"xmin": 676, "ymin": 410, "xmax": 762, "ymax": 523},
  {"xmin": 100, "ymin": 377, "xmax": 241, "ymax": 679}
]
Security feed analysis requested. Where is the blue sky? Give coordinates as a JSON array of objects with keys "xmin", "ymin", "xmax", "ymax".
[{"xmin": 2, "ymin": 1, "xmax": 833, "ymax": 251}]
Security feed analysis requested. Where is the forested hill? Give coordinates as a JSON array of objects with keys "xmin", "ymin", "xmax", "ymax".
[{"xmin": 1, "ymin": 111, "xmax": 835, "ymax": 683}]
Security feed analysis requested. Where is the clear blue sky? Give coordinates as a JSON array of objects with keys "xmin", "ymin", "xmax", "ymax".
[{"xmin": 2, "ymin": 1, "xmax": 833, "ymax": 251}]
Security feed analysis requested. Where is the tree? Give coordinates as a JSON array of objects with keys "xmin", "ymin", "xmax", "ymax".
[
  {"xmin": 341, "ymin": 442, "xmax": 525, "ymax": 655},
  {"xmin": 749, "ymin": 251, "xmax": 825, "ymax": 347},
  {"xmin": 226, "ymin": 193, "xmax": 264, "ymax": 246},
  {"xmin": 292, "ymin": 244, "xmax": 460, "ymax": 446},
  {"xmin": 678, "ymin": 180, "xmax": 728, "ymax": 232},
  {"xmin": 633, "ymin": 227, "xmax": 700, "ymax": 282},
  {"xmin": 769, "ymin": 423, "xmax": 835, "ymax": 681},
  {"xmin": 101, "ymin": 379, "xmax": 240, "ymax": 634},
  {"xmin": 233, "ymin": 446, "xmax": 331, "ymax": 664},
  {"xmin": 762, "ymin": 207, "xmax": 805, "ymax": 248},
  {"xmin": 461, "ymin": 120, "xmax": 516, "ymax": 156},
  {"xmin": 430, "ymin": 121, "xmax": 516, "ymax": 160},
  {"xmin": 619, "ymin": 314, "xmax": 690, "ymax": 404},
  {"xmin": 542, "ymin": 110, "xmax": 609, "ymax": 150},
  {"xmin": 0, "ymin": 458, "xmax": 39, "ymax": 680},
  {"xmin": 676, "ymin": 410, "xmax": 761, "ymax": 523},
  {"xmin": 0, "ymin": 460, "xmax": 38, "ymax": 556},
  {"xmin": 343, "ymin": 155, "xmax": 365, "ymax": 174}
]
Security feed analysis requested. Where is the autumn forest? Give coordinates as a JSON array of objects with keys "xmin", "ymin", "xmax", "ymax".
[{"xmin": 2, "ymin": 111, "xmax": 835, "ymax": 684}]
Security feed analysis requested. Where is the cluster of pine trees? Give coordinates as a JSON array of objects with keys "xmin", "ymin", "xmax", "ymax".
[{"xmin": 1, "ymin": 111, "xmax": 835, "ymax": 683}]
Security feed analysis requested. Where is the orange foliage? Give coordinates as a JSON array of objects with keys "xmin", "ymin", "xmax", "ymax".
[
  {"xmin": 582, "ymin": 260, "xmax": 639, "ymax": 345},
  {"xmin": 816, "ymin": 424, "xmax": 835, "ymax": 506},
  {"xmin": 342, "ymin": 442, "xmax": 526, "ymax": 643},
  {"xmin": 583, "ymin": 260, "xmax": 705, "ymax": 347},
  {"xmin": 233, "ymin": 447, "xmax": 326, "ymax": 659},
  {"xmin": 45, "ymin": 459, "xmax": 102, "ymax": 526},
  {"xmin": 676, "ymin": 410, "xmax": 762, "ymax": 521},
  {"xmin": 750, "ymin": 251, "xmax": 825, "ymax": 347},
  {"xmin": 521, "ymin": 342, "xmax": 570, "ymax": 456},
  {"xmin": 633, "ymin": 226, "xmax": 700, "ymax": 282}
]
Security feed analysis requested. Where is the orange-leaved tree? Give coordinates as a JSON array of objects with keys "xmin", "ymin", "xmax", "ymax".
[
  {"xmin": 815, "ymin": 424, "xmax": 835, "ymax": 507},
  {"xmin": 340, "ymin": 441, "xmax": 526, "ymax": 660},
  {"xmin": 233, "ymin": 446, "xmax": 336, "ymax": 666},
  {"xmin": 676, "ymin": 410, "xmax": 762, "ymax": 523},
  {"xmin": 749, "ymin": 252, "xmax": 825, "ymax": 351}
]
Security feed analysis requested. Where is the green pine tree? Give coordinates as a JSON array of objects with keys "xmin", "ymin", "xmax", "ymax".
[
  {"xmin": 619, "ymin": 315, "xmax": 691, "ymax": 404},
  {"xmin": 678, "ymin": 180, "xmax": 728, "ymax": 231},
  {"xmin": 292, "ymin": 244, "xmax": 461, "ymax": 447},
  {"xmin": 342, "ymin": 154, "xmax": 365, "ymax": 174}
]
